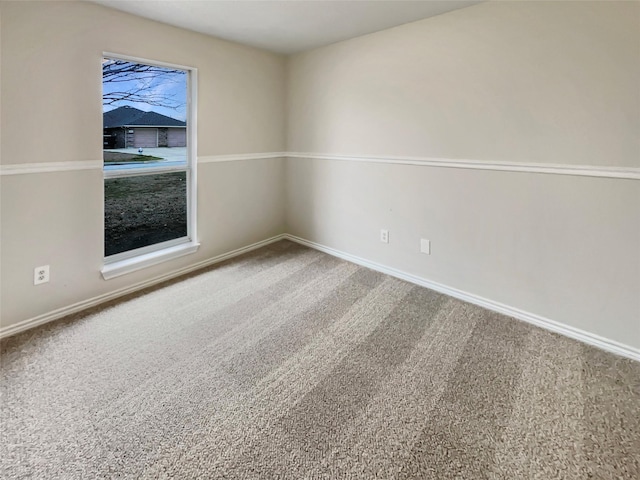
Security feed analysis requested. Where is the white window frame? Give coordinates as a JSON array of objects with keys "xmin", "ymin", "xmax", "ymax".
[{"xmin": 101, "ymin": 53, "xmax": 199, "ymax": 280}]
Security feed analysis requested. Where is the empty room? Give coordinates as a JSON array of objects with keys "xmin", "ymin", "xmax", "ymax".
[{"xmin": 1, "ymin": 0, "xmax": 638, "ymax": 478}]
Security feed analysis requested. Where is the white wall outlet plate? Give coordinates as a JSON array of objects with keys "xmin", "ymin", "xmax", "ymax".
[
  {"xmin": 420, "ymin": 239, "xmax": 431, "ymax": 255},
  {"xmin": 34, "ymin": 265, "xmax": 50, "ymax": 285},
  {"xmin": 380, "ymin": 229, "xmax": 389, "ymax": 243}
]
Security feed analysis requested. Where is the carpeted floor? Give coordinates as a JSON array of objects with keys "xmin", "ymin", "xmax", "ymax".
[{"xmin": 1, "ymin": 240, "xmax": 638, "ymax": 479}]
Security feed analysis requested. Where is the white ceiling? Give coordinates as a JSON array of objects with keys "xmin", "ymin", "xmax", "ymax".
[{"xmin": 91, "ymin": 0, "xmax": 484, "ymax": 54}]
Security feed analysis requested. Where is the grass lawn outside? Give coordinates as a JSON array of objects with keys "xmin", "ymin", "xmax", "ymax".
[{"xmin": 103, "ymin": 151, "xmax": 163, "ymax": 164}]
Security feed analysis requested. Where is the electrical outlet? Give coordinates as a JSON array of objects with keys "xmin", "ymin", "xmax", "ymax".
[
  {"xmin": 420, "ymin": 239, "xmax": 431, "ymax": 255},
  {"xmin": 34, "ymin": 265, "xmax": 50, "ymax": 285},
  {"xmin": 380, "ymin": 229, "xmax": 389, "ymax": 243}
]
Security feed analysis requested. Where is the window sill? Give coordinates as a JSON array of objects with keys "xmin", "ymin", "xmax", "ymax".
[{"xmin": 101, "ymin": 241, "xmax": 200, "ymax": 280}]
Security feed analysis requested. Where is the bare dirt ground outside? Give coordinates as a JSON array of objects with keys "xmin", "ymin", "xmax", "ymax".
[{"xmin": 104, "ymin": 171, "xmax": 187, "ymax": 257}]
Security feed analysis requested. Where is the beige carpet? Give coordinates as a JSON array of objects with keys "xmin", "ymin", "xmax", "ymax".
[{"xmin": 1, "ymin": 240, "xmax": 638, "ymax": 479}]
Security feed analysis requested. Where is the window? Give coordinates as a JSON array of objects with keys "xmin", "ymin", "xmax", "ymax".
[{"xmin": 101, "ymin": 54, "xmax": 198, "ymax": 279}]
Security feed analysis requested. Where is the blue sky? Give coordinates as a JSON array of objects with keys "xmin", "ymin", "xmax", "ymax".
[{"xmin": 102, "ymin": 59, "xmax": 187, "ymax": 121}]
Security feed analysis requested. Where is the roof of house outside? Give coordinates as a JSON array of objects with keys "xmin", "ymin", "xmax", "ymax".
[{"xmin": 104, "ymin": 106, "xmax": 186, "ymax": 128}]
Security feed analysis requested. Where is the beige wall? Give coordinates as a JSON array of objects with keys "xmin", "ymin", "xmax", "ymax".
[
  {"xmin": 286, "ymin": 1, "xmax": 640, "ymax": 349},
  {"xmin": 1, "ymin": 0, "xmax": 639, "ymax": 353},
  {"xmin": 286, "ymin": 159, "xmax": 640, "ymax": 349},
  {"xmin": 0, "ymin": 1, "xmax": 286, "ymax": 327},
  {"xmin": 287, "ymin": 1, "xmax": 639, "ymax": 167}
]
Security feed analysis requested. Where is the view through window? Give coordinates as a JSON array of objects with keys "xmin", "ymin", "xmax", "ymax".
[{"xmin": 102, "ymin": 57, "xmax": 192, "ymax": 260}]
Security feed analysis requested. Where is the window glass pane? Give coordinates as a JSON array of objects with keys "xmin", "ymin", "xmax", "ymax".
[
  {"xmin": 103, "ymin": 58, "xmax": 187, "ymax": 168},
  {"xmin": 104, "ymin": 172, "xmax": 187, "ymax": 257}
]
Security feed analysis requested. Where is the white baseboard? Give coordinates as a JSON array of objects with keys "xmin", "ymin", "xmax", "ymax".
[
  {"xmin": 284, "ymin": 234, "xmax": 640, "ymax": 362},
  {"xmin": 3, "ymin": 232, "xmax": 638, "ymax": 362},
  {"xmin": 0, "ymin": 234, "xmax": 287, "ymax": 340}
]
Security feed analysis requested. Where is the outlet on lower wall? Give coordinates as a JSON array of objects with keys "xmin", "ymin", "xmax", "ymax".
[
  {"xmin": 34, "ymin": 265, "xmax": 50, "ymax": 285},
  {"xmin": 380, "ymin": 229, "xmax": 389, "ymax": 243}
]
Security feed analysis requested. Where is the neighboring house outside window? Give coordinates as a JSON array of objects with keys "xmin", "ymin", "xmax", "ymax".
[{"xmin": 103, "ymin": 106, "xmax": 187, "ymax": 149}]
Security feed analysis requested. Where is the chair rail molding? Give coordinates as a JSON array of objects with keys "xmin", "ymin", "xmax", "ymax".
[{"xmin": 3, "ymin": 153, "xmax": 638, "ymax": 179}]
